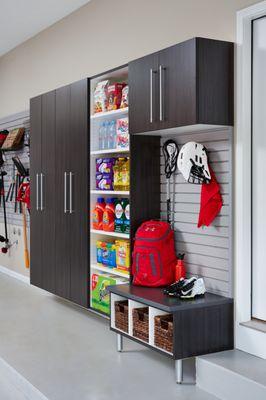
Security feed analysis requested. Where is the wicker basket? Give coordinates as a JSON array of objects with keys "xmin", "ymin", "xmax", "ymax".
[
  {"xmin": 115, "ymin": 300, "xmax": 129, "ymax": 333},
  {"xmin": 132, "ymin": 307, "xmax": 149, "ymax": 342},
  {"xmin": 154, "ymin": 314, "xmax": 173, "ymax": 353}
]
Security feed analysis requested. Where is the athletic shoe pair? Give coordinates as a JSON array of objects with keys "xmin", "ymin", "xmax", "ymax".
[{"xmin": 164, "ymin": 277, "xmax": 206, "ymax": 299}]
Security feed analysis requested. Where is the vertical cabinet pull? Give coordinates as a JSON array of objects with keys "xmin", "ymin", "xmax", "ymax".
[
  {"xmin": 64, "ymin": 172, "xmax": 68, "ymax": 214},
  {"xmin": 40, "ymin": 173, "xmax": 44, "ymax": 211},
  {"xmin": 150, "ymin": 69, "xmax": 154, "ymax": 123},
  {"xmin": 36, "ymin": 173, "xmax": 39, "ymax": 211},
  {"xmin": 69, "ymin": 172, "xmax": 73, "ymax": 214},
  {"xmin": 159, "ymin": 65, "xmax": 165, "ymax": 122}
]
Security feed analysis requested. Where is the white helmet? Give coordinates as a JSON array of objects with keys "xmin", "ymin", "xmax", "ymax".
[{"xmin": 177, "ymin": 142, "xmax": 211, "ymax": 184}]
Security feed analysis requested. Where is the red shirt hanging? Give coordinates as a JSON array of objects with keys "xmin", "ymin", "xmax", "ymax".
[{"xmin": 198, "ymin": 167, "xmax": 223, "ymax": 228}]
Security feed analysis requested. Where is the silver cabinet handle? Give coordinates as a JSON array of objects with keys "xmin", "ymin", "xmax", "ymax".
[
  {"xmin": 36, "ymin": 173, "xmax": 39, "ymax": 211},
  {"xmin": 159, "ymin": 65, "xmax": 164, "ymax": 122},
  {"xmin": 40, "ymin": 173, "xmax": 44, "ymax": 211},
  {"xmin": 64, "ymin": 172, "xmax": 68, "ymax": 214},
  {"xmin": 69, "ymin": 172, "xmax": 73, "ymax": 214},
  {"xmin": 150, "ymin": 69, "xmax": 154, "ymax": 123}
]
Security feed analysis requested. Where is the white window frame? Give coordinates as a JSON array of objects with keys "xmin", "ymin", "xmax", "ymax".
[{"xmin": 236, "ymin": 0, "xmax": 266, "ymax": 359}]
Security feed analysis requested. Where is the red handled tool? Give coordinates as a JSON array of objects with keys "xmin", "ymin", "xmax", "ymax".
[{"xmin": 17, "ymin": 182, "xmax": 30, "ymax": 268}]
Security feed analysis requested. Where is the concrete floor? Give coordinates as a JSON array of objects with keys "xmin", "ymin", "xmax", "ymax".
[{"xmin": 0, "ymin": 272, "xmax": 219, "ymax": 400}]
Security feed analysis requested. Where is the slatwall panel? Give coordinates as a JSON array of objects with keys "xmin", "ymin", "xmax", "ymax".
[
  {"xmin": 0, "ymin": 112, "xmax": 30, "ymax": 227},
  {"xmin": 160, "ymin": 128, "xmax": 233, "ymax": 297}
]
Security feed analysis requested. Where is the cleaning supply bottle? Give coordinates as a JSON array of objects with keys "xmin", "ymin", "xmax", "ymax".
[
  {"xmin": 122, "ymin": 198, "xmax": 130, "ymax": 234},
  {"xmin": 175, "ymin": 253, "xmax": 186, "ymax": 281},
  {"xmin": 113, "ymin": 158, "xmax": 123, "ymax": 191},
  {"xmin": 102, "ymin": 198, "xmax": 115, "ymax": 232},
  {"xmin": 92, "ymin": 198, "xmax": 106, "ymax": 230},
  {"xmin": 121, "ymin": 158, "xmax": 130, "ymax": 191}
]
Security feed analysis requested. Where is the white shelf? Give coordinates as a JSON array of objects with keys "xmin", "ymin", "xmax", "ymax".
[
  {"xmin": 91, "ymin": 147, "xmax": 130, "ymax": 155},
  {"xmin": 90, "ymin": 190, "xmax": 130, "ymax": 195},
  {"xmin": 90, "ymin": 229, "xmax": 130, "ymax": 239},
  {"xmin": 91, "ymin": 263, "xmax": 130, "ymax": 278},
  {"xmin": 91, "ymin": 107, "xmax": 128, "ymax": 120}
]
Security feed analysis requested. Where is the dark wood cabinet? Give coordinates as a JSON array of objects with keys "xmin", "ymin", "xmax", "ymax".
[
  {"xmin": 129, "ymin": 37, "xmax": 234, "ymax": 134},
  {"xmin": 30, "ymin": 95, "xmax": 44, "ymax": 290},
  {"xmin": 128, "ymin": 52, "xmax": 159, "ymax": 134},
  {"xmin": 30, "ymin": 79, "xmax": 89, "ymax": 307}
]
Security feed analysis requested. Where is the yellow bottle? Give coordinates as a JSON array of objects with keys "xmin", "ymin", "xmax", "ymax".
[
  {"xmin": 121, "ymin": 158, "xmax": 130, "ymax": 191},
  {"xmin": 113, "ymin": 158, "xmax": 123, "ymax": 191}
]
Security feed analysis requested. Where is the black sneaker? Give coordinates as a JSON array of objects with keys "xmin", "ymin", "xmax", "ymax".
[
  {"xmin": 164, "ymin": 278, "xmax": 186, "ymax": 296},
  {"xmin": 164, "ymin": 277, "xmax": 197, "ymax": 297}
]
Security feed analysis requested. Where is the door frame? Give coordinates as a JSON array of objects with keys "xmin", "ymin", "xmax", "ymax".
[{"xmin": 235, "ymin": 0, "xmax": 266, "ymax": 359}]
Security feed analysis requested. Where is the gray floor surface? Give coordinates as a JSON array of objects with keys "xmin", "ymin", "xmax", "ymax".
[
  {"xmin": 0, "ymin": 272, "xmax": 219, "ymax": 400},
  {"xmin": 200, "ymin": 349, "xmax": 266, "ymax": 387}
]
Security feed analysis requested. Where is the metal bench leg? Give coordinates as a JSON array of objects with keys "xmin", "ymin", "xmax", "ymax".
[
  {"xmin": 175, "ymin": 359, "xmax": 183, "ymax": 384},
  {"xmin": 117, "ymin": 333, "xmax": 123, "ymax": 352}
]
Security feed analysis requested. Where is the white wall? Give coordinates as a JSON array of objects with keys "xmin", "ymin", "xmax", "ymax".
[{"xmin": 0, "ymin": 0, "xmax": 259, "ymax": 119}]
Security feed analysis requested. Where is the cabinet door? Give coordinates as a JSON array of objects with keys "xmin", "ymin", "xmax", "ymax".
[
  {"xmin": 55, "ymin": 85, "xmax": 71, "ymax": 300},
  {"xmin": 30, "ymin": 96, "xmax": 43, "ymax": 287},
  {"xmin": 41, "ymin": 91, "xmax": 56, "ymax": 294},
  {"xmin": 158, "ymin": 39, "xmax": 197, "ymax": 130},
  {"xmin": 129, "ymin": 52, "xmax": 159, "ymax": 134},
  {"xmin": 68, "ymin": 79, "xmax": 89, "ymax": 307}
]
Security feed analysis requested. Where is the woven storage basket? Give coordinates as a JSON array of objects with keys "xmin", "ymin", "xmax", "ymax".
[
  {"xmin": 115, "ymin": 300, "xmax": 129, "ymax": 333},
  {"xmin": 132, "ymin": 307, "xmax": 149, "ymax": 342},
  {"xmin": 154, "ymin": 314, "xmax": 173, "ymax": 353}
]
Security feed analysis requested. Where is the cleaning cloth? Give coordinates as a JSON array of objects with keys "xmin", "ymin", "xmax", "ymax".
[{"xmin": 198, "ymin": 166, "xmax": 222, "ymax": 228}]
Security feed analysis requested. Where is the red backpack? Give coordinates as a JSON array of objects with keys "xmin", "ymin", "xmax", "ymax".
[{"xmin": 132, "ymin": 220, "xmax": 176, "ymax": 287}]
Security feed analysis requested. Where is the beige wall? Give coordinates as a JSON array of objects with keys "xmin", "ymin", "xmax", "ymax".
[
  {"xmin": 0, "ymin": 222, "xmax": 30, "ymax": 277},
  {"xmin": 0, "ymin": 0, "xmax": 259, "ymax": 119}
]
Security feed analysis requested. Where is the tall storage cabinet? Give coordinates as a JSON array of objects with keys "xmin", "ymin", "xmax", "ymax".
[{"xmin": 30, "ymin": 79, "xmax": 89, "ymax": 307}]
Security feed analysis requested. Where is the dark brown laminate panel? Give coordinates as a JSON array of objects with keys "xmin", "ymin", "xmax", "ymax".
[
  {"xmin": 129, "ymin": 52, "xmax": 159, "ymax": 134},
  {"xmin": 69, "ymin": 79, "xmax": 89, "ymax": 307},
  {"xmin": 158, "ymin": 39, "xmax": 197, "ymax": 129},
  {"xmin": 41, "ymin": 91, "xmax": 56, "ymax": 294},
  {"xmin": 130, "ymin": 135, "xmax": 161, "ymax": 240},
  {"xmin": 197, "ymin": 38, "xmax": 234, "ymax": 126},
  {"xmin": 55, "ymin": 85, "xmax": 71, "ymax": 300},
  {"xmin": 30, "ymin": 95, "xmax": 43, "ymax": 288},
  {"xmin": 173, "ymin": 302, "xmax": 234, "ymax": 359}
]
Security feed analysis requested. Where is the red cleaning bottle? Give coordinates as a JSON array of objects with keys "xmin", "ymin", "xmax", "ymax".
[
  {"xmin": 175, "ymin": 253, "xmax": 186, "ymax": 281},
  {"xmin": 92, "ymin": 198, "xmax": 106, "ymax": 230},
  {"xmin": 102, "ymin": 198, "xmax": 115, "ymax": 232}
]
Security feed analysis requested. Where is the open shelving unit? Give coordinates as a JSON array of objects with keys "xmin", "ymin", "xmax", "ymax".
[{"xmin": 89, "ymin": 66, "xmax": 130, "ymax": 315}]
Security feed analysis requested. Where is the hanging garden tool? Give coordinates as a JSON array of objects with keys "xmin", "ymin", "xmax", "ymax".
[
  {"xmin": 12, "ymin": 156, "xmax": 30, "ymax": 268},
  {"xmin": 0, "ymin": 169, "xmax": 9, "ymax": 253},
  {"xmin": 162, "ymin": 139, "xmax": 179, "ymax": 226},
  {"xmin": 6, "ymin": 164, "xmax": 16, "ymax": 202},
  {"xmin": 17, "ymin": 182, "xmax": 30, "ymax": 268}
]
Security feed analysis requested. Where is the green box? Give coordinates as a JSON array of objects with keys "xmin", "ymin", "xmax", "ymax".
[{"xmin": 91, "ymin": 273, "xmax": 117, "ymax": 315}]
